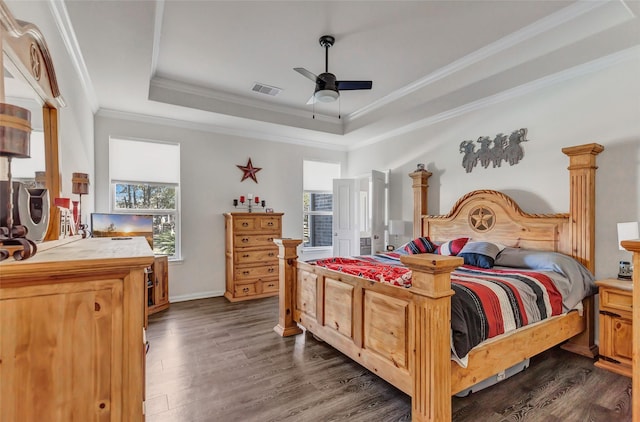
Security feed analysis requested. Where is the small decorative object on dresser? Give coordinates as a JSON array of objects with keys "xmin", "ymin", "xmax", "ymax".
[
  {"xmin": 594, "ymin": 278, "xmax": 632, "ymax": 377},
  {"xmin": 224, "ymin": 212, "xmax": 283, "ymax": 301}
]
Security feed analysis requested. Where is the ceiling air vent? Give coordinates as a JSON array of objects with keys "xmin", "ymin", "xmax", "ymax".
[{"xmin": 251, "ymin": 82, "xmax": 282, "ymax": 97}]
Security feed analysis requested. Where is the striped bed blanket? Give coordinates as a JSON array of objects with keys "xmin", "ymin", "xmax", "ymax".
[{"xmin": 312, "ymin": 254, "xmax": 563, "ymax": 360}]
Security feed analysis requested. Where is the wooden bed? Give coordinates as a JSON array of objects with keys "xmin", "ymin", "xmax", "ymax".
[{"xmin": 274, "ymin": 143, "xmax": 603, "ymax": 422}]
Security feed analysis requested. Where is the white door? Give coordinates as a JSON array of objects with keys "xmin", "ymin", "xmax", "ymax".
[
  {"xmin": 370, "ymin": 170, "xmax": 386, "ymax": 254},
  {"xmin": 333, "ymin": 178, "xmax": 360, "ymax": 256}
]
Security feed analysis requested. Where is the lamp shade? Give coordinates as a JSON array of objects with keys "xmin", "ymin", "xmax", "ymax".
[
  {"xmin": 617, "ymin": 221, "xmax": 639, "ymax": 250},
  {"xmin": 389, "ymin": 220, "xmax": 405, "ymax": 236},
  {"xmin": 0, "ymin": 103, "xmax": 31, "ymax": 158},
  {"xmin": 72, "ymin": 172, "xmax": 90, "ymax": 195}
]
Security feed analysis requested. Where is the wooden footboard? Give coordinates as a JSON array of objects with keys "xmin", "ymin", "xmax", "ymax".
[{"xmin": 274, "ymin": 239, "xmax": 591, "ymax": 422}]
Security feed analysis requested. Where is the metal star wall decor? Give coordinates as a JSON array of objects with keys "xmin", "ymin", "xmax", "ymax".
[{"xmin": 237, "ymin": 158, "xmax": 262, "ymax": 183}]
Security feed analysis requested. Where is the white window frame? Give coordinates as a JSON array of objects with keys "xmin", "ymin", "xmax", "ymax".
[
  {"xmin": 302, "ymin": 160, "xmax": 340, "ymax": 251},
  {"xmin": 303, "ymin": 190, "xmax": 334, "ymax": 250},
  {"xmin": 109, "ymin": 137, "xmax": 181, "ymax": 260}
]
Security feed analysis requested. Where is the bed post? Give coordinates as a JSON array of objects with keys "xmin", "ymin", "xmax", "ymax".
[
  {"xmin": 273, "ymin": 238, "xmax": 303, "ymax": 337},
  {"xmin": 621, "ymin": 240, "xmax": 639, "ymax": 421},
  {"xmin": 561, "ymin": 143, "xmax": 603, "ymax": 358},
  {"xmin": 401, "ymin": 254, "xmax": 463, "ymax": 422},
  {"xmin": 409, "ymin": 168, "xmax": 432, "ymax": 239}
]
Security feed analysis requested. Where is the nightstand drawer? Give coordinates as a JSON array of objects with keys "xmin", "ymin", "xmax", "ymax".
[{"xmin": 600, "ymin": 288, "xmax": 632, "ymax": 315}]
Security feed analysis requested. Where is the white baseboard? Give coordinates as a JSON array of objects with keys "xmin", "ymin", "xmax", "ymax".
[{"xmin": 169, "ymin": 290, "xmax": 224, "ymax": 303}]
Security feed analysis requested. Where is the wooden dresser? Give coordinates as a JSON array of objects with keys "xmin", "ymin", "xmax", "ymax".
[
  {"xmin": 595, "ymin": 278, "xmax": 632, "ymax": 377},
  {"xmin": 224, "ymin": 212, "xmax": 283, "ymax": 301},
  {"xmin": 0, "ymin": 237, "xmax": 153, "ymax": 422}
]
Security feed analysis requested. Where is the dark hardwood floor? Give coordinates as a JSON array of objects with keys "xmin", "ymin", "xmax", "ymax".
[{"xmin": 146, "ymin": 297, "xmax": 632, "ymax": 422}]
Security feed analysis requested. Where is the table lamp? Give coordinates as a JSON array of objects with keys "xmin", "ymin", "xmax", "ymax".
[
  {"xmin": 71, "ymin": 172, "xmax": 90, "ymax": 234},
  {"xmin": 617, "ymin": 221, "xmax": 639, "ymax": 280},
  {"xmin": 388, "ymin": 219, "xmax": 405, "ymax": 250},
  {"xmin": 0, "ymin": 103, "xmax": 37, "ymax": 260}
]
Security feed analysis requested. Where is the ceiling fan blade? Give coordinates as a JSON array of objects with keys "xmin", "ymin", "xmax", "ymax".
[
  {"xmin": 336, "ymin": 80, "xmax": 372, "ymax": 90},
  {"xmin": 294, "ymin": 67, "xmax": 318, "ymax": 82}
]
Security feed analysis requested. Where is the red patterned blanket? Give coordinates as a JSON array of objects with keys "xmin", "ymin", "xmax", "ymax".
[{"xmin": 313, "ymin": 256, "xmax": 563, "ymax": 359}]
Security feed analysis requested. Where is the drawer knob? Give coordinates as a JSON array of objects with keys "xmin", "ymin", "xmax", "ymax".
[
  {"xmin": 268, "ymin": 252, "xmax": 274, "ymax": 257},
  {"xmin": 268, "ymin": 268, "xmax": 275, "ymax": 273},
  {"xmin": 267, "ymin": 222, "xmax": 274, "ymax": 226},
  {"xmin": 243, "ymin": 287, "xmax": 249, "ymax": 293},
  {"xmin": 242, "ymin": 238, "xmax": 249, "ymax": 243},
  {"xmin": 242, "ymin": 222, "xmax": 249, "ymax": 227},
  {"xmin": 243, "ymin": 254, "xmax": 250, "ymax": 258},
  {"xmin": 243, "ymin": 271, "xmax": 250, "ymax": 275},
  {"xmin": 268, "ymin": 283, "xmax": 275, "ymax": 288},
  {"xmin": 267, "ymin": 237, "xmax": 273, "ymax": 241}
]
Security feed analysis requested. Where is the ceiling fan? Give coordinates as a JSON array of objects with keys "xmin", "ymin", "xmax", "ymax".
[{"xmin": 294, "ymin": 35, "xmax": 372, "ymax": 104}]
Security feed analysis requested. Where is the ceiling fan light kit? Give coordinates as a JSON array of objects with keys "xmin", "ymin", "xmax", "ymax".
[
  {"xmin": 314, "ymin": 89, "xmax": 339, "ymax": 103},
  {"xmin": 295, "ymin": 35, "xmax": 372, "ymax": 105}
]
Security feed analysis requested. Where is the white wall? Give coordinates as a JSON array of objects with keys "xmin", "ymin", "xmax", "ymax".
[
  {"xmin": 347, "ymin": 55, "xmax": 640, "ymax": 280},
  {"xmin": 5, "ymin": 1, "xmax": 95, "ymax": 211},
  {"xmin": 94, "ymin": 114, "xmax": 346, "ymax": 301}
]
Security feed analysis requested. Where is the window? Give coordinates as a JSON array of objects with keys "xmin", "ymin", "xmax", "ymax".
[
  {"xmin": 109, "ymin": 138, "xmax": 180, "ymax": 258},
  {"xmin": 303, "ymin": 160, "xmax": 340, "ymax": 248}
]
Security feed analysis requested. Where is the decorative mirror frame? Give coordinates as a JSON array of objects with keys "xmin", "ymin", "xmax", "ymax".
[{"xmin": 0, "ymin": 0, "xmax": 65, "ymax": 240}]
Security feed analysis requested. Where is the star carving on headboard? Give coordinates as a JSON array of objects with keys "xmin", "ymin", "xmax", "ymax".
[
  {"xmin": 468, "ymin": 206, "xmax": 496, "ymax": 232},
  {"xmin": 237, "ymin": 158, "xmax": 262, "ymax": 183}
]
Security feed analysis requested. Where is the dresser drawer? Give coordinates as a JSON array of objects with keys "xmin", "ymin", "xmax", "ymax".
[
  {"xmin": 234, "ymin": 283, "xmax": 257, "ymax": 297},
  {"xmin": 234, "ymin": 248, "xmax": 278, "ymax": 264},
  {"xmin": 600, "ymin": 287, "xmax": 632, "ymax": 316},
  {"xmin": 258, "ymin": 217, "xmax": 281, "ymax": 231},
  {"xmin": 233, "ymin": 216, "xmax": 281, "ymax": 233},
  {"xmin": 233, "ymin": 217, "xmax": 258, "ymax": 232},
  {"xmin": 234, "ymin": 264, "xmax": 278, "ymax": 281},
  {"xmin": 260, "ymin": 279, "xmax": 279, "ymax": 293},
  {"xmin": 234, "ymin": 234, "xmax": 278, "ymax": 248}
]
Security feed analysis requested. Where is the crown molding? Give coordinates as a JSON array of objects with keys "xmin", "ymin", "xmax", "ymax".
[
  {"xmin": 96, "ymin": 108, "xmax": 349, "ymax": 152},
  {"xmin": 346, "ymin": 0, "xmax": 622, "ymax": 124},
  {"xmin": 149, "ymin": 0, "xmax": 164, "ymax": 79},
  {"xmin": 349, "ymin": 45, "xmax": 640, "ymax": 151},
  {"xmin": 48, "ymin": 0, "xmax": 98, "ymax": 112}
]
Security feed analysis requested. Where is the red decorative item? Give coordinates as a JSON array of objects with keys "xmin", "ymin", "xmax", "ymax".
[
  {"xmin": 72, "ymin": 200, "xmax": 79, "ymax": 225},
  {"xmin": 237, "ymin": 158, "xmax": 262, "ymax": 183},
  {"xmin": 254, "ymin": 196, "xmax": 259, "ymax": 204},
  {"xmin": 239, "ymin": 195, "xmax": 245, "ymax": 203}
]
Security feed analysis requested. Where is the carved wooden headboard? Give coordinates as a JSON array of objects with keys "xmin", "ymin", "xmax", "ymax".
[{"xmin": 410, "ymin": 143, "xmax": 603, "ymax": 274}]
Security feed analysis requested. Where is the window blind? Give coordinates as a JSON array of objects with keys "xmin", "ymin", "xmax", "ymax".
[
  {"xmin": 303, "ymin": 160, "xmax": 340, "ymax": 191},
  {"xmin": 109, "ymin": 138, "xmax": 180, "ymax": 184}
]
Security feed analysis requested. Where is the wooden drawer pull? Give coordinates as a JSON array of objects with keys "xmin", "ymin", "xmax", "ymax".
[
  {"xmin": 242, "ymin": 238, "xmax": 249, "ymax": 243},
  {"xmin": 242, "ymin": 222, "xmax": 249, "ymax": 227},
  {"xmin": 242, "ymin": 254, "xmax": 250, "ymax": 258},
  {"xmin": 268, "ymin": 268, "xmax": 275, "ymax": 273},
  {"xmin": 268, "ymin": 252, "xmax": 274, "ymax": 257},
  {"xmin": 267, "ymin": 222, "xmax": 274, "ymax": 226},
  {"xmin": 243, "ymin": 271, "xmax": 250, "ymax": 275},
  {"xmin": 242, "ymin": 287, "xmax": 250, "ymax": 293},
  {"xmin": 267, "ymin": 237, "xmax": 273, "ymax": 241}
]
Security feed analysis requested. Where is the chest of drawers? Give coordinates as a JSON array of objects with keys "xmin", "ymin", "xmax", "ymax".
[{"xmin": 224, "ymin": 212, "xmax": 283, "ymax": 301}]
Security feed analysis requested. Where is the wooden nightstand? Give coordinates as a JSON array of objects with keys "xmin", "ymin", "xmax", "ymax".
[{"xmin": 595, "ymin": 278, "xmax": 632, "ymax": 377}]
